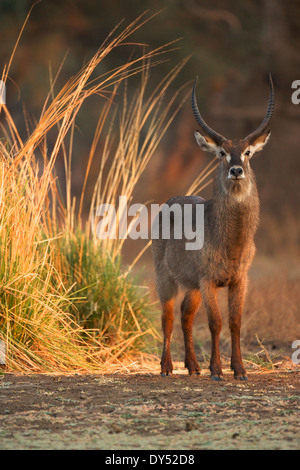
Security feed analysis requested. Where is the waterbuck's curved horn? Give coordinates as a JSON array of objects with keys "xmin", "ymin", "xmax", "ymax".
[
  {"xmin": 192, "ymin": 76, "xmax": 227, "ymax": 146},
  {"xmin": 245, "ymin": 73, "xmax": 274, "ymax": 144}
]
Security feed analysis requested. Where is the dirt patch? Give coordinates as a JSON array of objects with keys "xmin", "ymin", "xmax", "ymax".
[{"xmin": 0, "ymin": 367, "xmax": 299, "ymax": 450}]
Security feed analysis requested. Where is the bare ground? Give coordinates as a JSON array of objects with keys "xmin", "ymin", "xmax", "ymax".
[{"xmin": 0, "ymin": 366, "xmax": 299, "ymax": 450}]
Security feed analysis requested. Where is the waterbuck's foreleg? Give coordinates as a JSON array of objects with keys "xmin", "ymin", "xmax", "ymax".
[
  {"xmin": 200, "ymin": 280, "xmax": 223, "ymax": 381},
  {"xmin": 161, "ymin": 299, "xmax": 174, "ymax": 376},
  {"xmin": 228, "ymin": 278, "xmax": 248, "ymax": 381},
  {"xmin": 181, "ymin": 290, "xmax": 202, "ymax": 375}
]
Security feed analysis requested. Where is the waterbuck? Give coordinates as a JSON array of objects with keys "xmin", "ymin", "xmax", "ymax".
[{"xmin": 152, "ymin": 74, "xmax": 274, "ymax": 381}]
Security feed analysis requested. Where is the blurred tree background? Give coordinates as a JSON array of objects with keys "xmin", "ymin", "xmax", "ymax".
[{"xmin": 1, "ymin": 0, "xmax": 300, "ymax": 263}]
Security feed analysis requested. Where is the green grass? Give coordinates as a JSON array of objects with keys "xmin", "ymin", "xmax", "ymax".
[{"xmin": 54, "ymin": 230, "xmax": 160, "ymax": 354}]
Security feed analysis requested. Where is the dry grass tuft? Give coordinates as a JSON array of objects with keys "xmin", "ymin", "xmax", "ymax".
[{"xmin": 0, "ymin": 13, "xmax": 192, "ymax": 373}]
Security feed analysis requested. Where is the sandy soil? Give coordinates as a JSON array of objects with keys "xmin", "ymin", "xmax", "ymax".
[{"xmin": 0, "ymin": 367, "xmax": 299, "ymax": 450}]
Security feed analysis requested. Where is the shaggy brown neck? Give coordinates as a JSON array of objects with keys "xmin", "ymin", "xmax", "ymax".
[{"xmin": 209, "ymin": 171, "xmax": 259, "ymax": 256}]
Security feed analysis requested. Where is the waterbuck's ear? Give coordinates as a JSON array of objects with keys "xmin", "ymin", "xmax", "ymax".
[
  {"xmin": 194, "ymin": 130, "xmax": 220, "ymax": 155},
  {"xmin": 248, "ymin": 130, "xmax": 271, "ymax": 156}
]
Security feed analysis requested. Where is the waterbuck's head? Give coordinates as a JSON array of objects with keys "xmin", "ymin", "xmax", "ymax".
[{"xmin": 192, "ymin": 74, "xmax": 274, "ymax": 200}]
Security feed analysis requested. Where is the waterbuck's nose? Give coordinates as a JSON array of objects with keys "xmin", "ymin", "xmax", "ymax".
[{"xmin": 229, "ymin": 166, "xmax": 244, "ymax": 179}]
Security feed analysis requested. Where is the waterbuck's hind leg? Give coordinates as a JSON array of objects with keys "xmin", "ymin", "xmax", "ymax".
[
  {"xmin": 200, "ymin": 280, "xmax": 224, "ymax": 381},
  {"xmin": 181, "ymin": 289, "xmax": 202, "ymax": 375},
  {"xmin": 153, "ymin": 261, "xmax": 178, "ymax": 377},
  {"xmin": 161, "ymin": 299, "xmax": 175, "ymax": 376},
  {"xmin": 228, "ymin": 278, "xmax": 248, "ymax": 381}
]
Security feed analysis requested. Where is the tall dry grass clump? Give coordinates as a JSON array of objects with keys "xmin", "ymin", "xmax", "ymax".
[
  {"xmin": 0, "ymin": 12, "xmax": 215, "ymax": 373},
  {"xmin": 0, "ymin": 13, "xmax": 190, "ymax": 372}
]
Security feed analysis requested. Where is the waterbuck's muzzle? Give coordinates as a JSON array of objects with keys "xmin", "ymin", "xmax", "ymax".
[{"xmin": 228, "ymin": 165, "xmax": 245, "ymax": 180}]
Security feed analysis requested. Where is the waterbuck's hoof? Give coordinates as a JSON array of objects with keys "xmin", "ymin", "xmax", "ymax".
[
  {"xmin": 189, "ymin": 370, "xmax": 201, "ymax": 376},
  {"xmin": 161, "ymin": 371, "xmax": 173, "ymax": 377},
  {"xmin": 160, "ymin": 355, "xmax": 173, "ymax": 377},
  {"xmin": 234, "ymin": 374, "xmax": 248, "ymax": 381},
  {"xmin": 211, "ymin": 374, "xmax": 224, "ymax": 382}
]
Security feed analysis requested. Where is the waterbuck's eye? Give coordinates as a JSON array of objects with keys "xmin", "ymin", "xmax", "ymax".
[
  {"xmin": 244, "ymin": 150, "xmax": 251, "ymax": 156},
  {"xmin": 220, "ymin": 150, "xmax": 226, "ymax": 157}
]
